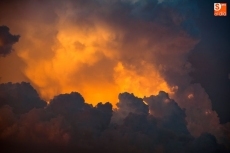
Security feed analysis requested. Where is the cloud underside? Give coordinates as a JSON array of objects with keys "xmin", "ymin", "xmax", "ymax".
[{"xmin": 0, "ymin": 82, "xmax": 229, "ymax": 153}]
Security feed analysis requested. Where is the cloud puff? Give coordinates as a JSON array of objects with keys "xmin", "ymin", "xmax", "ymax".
[
  {"xmin": 0, "ymin": 82, "xmax": 46, "ymax": 114},
  {"xmin": 112, "ymin": 92, "xmax": 149, "ymax": 123},
  {"xmin": 47, "ymin": 92, "xmax": 113, "ymax": 133},
  {"xmin": 0, "ymin": 25, "xmax": 20, "ymax": 56},
  {"xmin": 144, "ymin": 91, "xmax": 189, "ymax": 135}
]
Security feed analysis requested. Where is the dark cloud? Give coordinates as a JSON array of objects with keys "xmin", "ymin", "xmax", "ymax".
[
  {"xmin": 144, "ymin": 91, "xmax": 189, "ymax": 135},
  {"xmin": 0, "ymin": 82, "xmax": 46, "ymax": 114},
  {"xmin": 47, "ymin": 92, "xmax": 113, "ymax": 133},
  {"xmin": 0, "ymin": 82, "xmax": 229, "ymax": 152},
  {"xmin": 0, "ymin": 25, "xmax": 20, "ymax": 56},
  {"xmin": 111, "ymin": 92, "xmax": 148, "ymax": 123},
  {"xmin": 220, "ymin": 122, "xmax": 230, "ymax": 151},
  {"xmin": 188, "ymin": 0, "xmax": 230, "ymax": 124},
  {"xmin": 189, "ymin": 133, "xmax": 228, "ymax": 153}
]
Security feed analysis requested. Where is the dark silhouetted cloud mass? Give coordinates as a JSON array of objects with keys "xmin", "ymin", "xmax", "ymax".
[
  {"xmin": 0, "ymin": 82, "xmax": 229, "ymax": 153},
  {"xmin": 0, "ymin": 82, "xmax": 46, "ymax": 114},
  {"xmin": 0, "ymin": 25, "xmax": 20, "ymax": 56}
]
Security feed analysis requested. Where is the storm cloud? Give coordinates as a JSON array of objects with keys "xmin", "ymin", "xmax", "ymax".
[
  {"xmin": 0, "ymin": 25, "xmax": 20, "ymax": 56},
  {"xmin": 0, "ymin": 82, "xmax": 229, "ymax": 153}
]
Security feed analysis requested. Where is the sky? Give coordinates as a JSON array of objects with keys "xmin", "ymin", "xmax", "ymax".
[{"xmin": 0, "ymin": 0, "xmax": 230, "ymax": 152}]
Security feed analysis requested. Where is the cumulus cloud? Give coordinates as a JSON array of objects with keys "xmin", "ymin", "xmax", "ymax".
[
  {"xmin": 0, "ymin": 25, "xmax": 20, "ymax": 56},
  {"xmin": 0, "ymin": 83, "xmax": 113, "ymax": 152},
  {"xmin": 144, "ymin": 91, "xmax": 189, "ymax": 135},
  {"xmin": 112, "ymin": 92, "xmax": 148, "ymax": 123},
  {"xmin": 0, "ymin": 82, "xmax": 46, "ymax": 114},
  {"xmin": 0, "ymin": 83, "xmax": 229, "ymax": 152},
  {"xmin": 47, "ymin": 92, "xmax": 113, "ymax": 133}
]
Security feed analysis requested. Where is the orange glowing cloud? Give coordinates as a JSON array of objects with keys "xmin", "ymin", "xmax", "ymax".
[
  {"xmin": 17, "ymin": 19, "xmax": 170, "ymax": 105},
  {"xmin": 0, "ymin": 0, "xmax": 189, "ymax": 106},
  {"xmin": 0, "ymin": 0, "xmax": 187, "ymax": 108},
  {"xmin": 0, "ymin": 0, "xmax": 176, "ymax": 106},
  {"xmin": 114, "ymin": 61, "xmax": 170, "ymax": 98}
]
